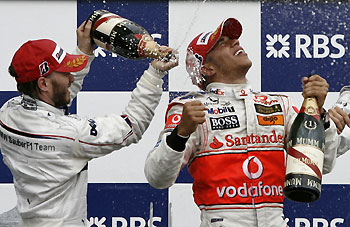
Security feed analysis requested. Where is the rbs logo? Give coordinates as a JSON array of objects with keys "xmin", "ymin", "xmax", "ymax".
[
  {"xmin": 294, "ymin": 218, "xmax": 344, "ymax": 227},
  {"xmin": 266, "ymin": 34, "xmax": 345, "ymax": 59}
]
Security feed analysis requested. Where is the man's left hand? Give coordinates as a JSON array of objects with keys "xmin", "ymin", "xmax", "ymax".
[
  {"xmin": 77, "ymin": 20, "xmax": 94, "ymax": 55},
  {"xmin": 301, "ymin": 74, "xmax": 329, "ymax": 114}
]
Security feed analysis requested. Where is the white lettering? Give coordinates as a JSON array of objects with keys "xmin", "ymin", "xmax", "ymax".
[
  {"xmin": 263, "ymin": 185, "xmax": 271, "ymax": 196},
  {"xmin": 112, "ymin": 217, "xmax": 162, "ymax": 227},
  {"xmin": 294, "ymin": 218, "xmax": 344, "ymax": 227},
  {"xmin": 130, "ymin": 217, "xmax": 146, "ymax": 227},
  {"xmin": 331, "ymin": 218, "xmax": 344, "ymax": 227},
  {"xmin": 313, "ymin": 218, "xmax": 328, "ymax": 227},
  {"xmin": 112, "ymin": 217, "xmax": 127, "ymax": 227},
  {"xmin": 226, "ymin": 186, "xmax": 237, "ymax": 198},
  {"xmin": 295, "ymin": 218, "xmax": 311, "ymax": 227},
  {"xmin": 238, "ymin": 183, "xmax": 248, "ymax": 198},
  {"xmin": 217, "ymin": 186, "xmax": 226, "ymax": 197},
  {"xmin": 147, "ymin": 217, "xmax": 161, "ymax": 227},
  {"xmin": 216, "ymin": 181, "xmax": 283, "ymax": 199},
  {"xmin": 313, "ymin": 34, "xmax": 329, "ymax": 58},
  {"xmin": 330, "ymin": 34, "xmax": 345, "ymax": 58},
  {"xmin": 296, "ymin": 34, "xmax": 312, "ymax": 58}
]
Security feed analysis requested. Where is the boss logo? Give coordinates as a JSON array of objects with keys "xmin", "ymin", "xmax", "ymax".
[{"xmin": 210, "ymin": 115, "xmax": 240, "ymax": 130}]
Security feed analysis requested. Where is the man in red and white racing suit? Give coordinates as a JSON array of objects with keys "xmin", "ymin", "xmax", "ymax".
[
  {"xmin": 0, "ymin": 21, "xmax": 178, "ymax": 227},
  {"xmin": 144, "ymin": 18, "xmax": 338, "ymax": 227}
]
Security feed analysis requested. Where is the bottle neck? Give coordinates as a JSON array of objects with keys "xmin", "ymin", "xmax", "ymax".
[{"xmin": 301, "ymin": 97, "xmax": 319, "ymax": 116}]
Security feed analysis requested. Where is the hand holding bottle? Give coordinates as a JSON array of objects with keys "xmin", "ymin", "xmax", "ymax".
[
  {"xmin": 150, "ymin": 46, "xmax": 178, "ymax": 72},
  {"xmin": 301, "ymin": 75, "xmax": 329, "ymax": 113},
  {"xmin": 284, "ymin": 74, "xmax": 328, "ymax": 203},
  {"xmin": 77, "ymin": 20, "xmax": 94, "ymax": 55}
]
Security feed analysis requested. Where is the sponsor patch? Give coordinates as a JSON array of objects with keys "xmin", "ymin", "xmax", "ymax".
[
  {"xmin": 209, "ymin": 115, "xmax": 240, "ymax": 130},
  {"xmin": 257, "ymin": 115, "xmax": 284, "ymax": 126},
  {"xmin": 203, "ymin": 96, "xmax": 219, "ymax": 106},
  {"xmin": 165, "ymin": 114, "xmax": 182, "ymax": 129},
  {"xmin": 21, "ymin": 97, "xmax": 37, "ymax": 111},
  {"xmin": 52, "ymin": 44, "xmax": 66, "ymax": 64},
  {"xmin": 39, "ymin": 61, "xmax": 50, "ymax": 76},
  {"xmin": 211, "ymin": 218, "xmax": 224, "ymax": 223},
  {"xmin": 209, "ymin": 88, "xmax": 225, "ymax": 95},
  {"xmin": 209, "ymin": 136, "xmax": 224, "ymax": 149},
  {"xmin": 254, "ymin": 95, "xmax": 278, "ymax": 105},
  {"xmin": 197, "ymin": 32, "xmax": 213, "ymax": 45},
  {"xmin": 88, "ymin": 119, "xmax": 98, "ymax": 136},
  {"xmin": 207, "ymin": 106, "xmax": 235, "ymax": 115},
  {"xmin": 254, "ymin": 104, "xmax": 282, "ymax": 115}
]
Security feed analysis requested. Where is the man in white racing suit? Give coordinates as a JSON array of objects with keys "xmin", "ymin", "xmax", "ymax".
[
  {"xmin": 0, "ymin": 20, "xmax": 178, "ymax": 227},
  {"xmin": 329, "ymin": 86, "xmax": 350, "ymax": 156},
  {"xmin": 144, "ymin": 18, "xmax": 338, "ymax": 227}
]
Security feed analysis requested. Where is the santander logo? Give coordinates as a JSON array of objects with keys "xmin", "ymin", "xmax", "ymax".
[{"xmin": 209, "ymin": 136, "xmax": 223, "ymax": 149}]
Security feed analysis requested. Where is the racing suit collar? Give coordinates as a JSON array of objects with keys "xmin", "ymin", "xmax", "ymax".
[
  {"xmin": 22, "ymin": 95, "xmax": 66, "ymax": 115},
  {"xmin": 206, "ymin": 82, "xmax": 253, "ymax": 99}
]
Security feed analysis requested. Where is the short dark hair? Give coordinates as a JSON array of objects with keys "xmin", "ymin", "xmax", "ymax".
[{"xmin": 8, "ymin": 64, "xmax": 39, "ymax": 99}]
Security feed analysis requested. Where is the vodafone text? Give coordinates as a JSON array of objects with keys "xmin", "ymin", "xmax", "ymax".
[{"xmin": 217, "ymin": 181, "xmax": 283, "ymax": 199}]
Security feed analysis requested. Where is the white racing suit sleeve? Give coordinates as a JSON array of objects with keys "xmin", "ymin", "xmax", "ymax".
[
  {"xmin": 144, "ymin": 103, "xmax": 197, "ymax": 189},
  {"xmin": 73, "ymin": 65, "xmax": 166, "ymax": 158},
  {"xmin": 284, "ymin": 95, "xmax": 338, "ymax": 174},
  {"xmin": 322, "ymin": 120, "xmax": 338, "ymax": 174},
  {"xmin": 332, "ymin": 85, "xmax": 350, "ymax": 158},
  {"xmin": 336, "ymin": 127, "xmax": 350, "ymax": 157},
  {"xmin": 68, "ymin": 47, "xmax": 95, "ymax": 105}
]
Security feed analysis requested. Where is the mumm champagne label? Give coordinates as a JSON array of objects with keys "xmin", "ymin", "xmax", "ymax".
[{"xmin": 284, "ymin": 97, "xmax": 325, "ymax": 202}]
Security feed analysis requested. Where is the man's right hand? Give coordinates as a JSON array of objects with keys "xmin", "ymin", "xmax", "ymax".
[
  {"xmin": 151, "ymin": 46, "xmax": 178, "ymax": 72},
  {"xmin": 329, "ymin": 106, "xmax": 350, "ymax": 134},
  {"xmin": 177, "ymin": 101, "xmax": 206, "ymax": 137}
]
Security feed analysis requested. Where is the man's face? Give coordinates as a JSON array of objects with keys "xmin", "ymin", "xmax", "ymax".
[
  {"xmin": 205, "ymin": 36, "xmax": 252, "ymax": 78},
  {"xmin": 47, "ymin": 71, "xmax": 74, "ymax": 107}
]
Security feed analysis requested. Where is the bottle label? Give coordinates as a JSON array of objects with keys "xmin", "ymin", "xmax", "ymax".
[
  {"xmin": 286, "ymin": 144, "xmax": 324, "ymax": 179},
  {"xmin": 91, "ymin": 13, "xmax": 127, "ymax": 49}
]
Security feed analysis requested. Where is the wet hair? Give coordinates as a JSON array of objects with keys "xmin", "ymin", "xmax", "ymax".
[{"xmin": 8, "ymin": 64, "xmax": 39, "ymax": 99}]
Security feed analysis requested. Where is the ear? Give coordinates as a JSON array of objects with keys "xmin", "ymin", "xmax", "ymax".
[
  {"xmin": 201, "ymin": 63, "xmax": 216, "ymax": 78},
  {"xmin": 37, "ymin": 77, "xmax": 50, "ymax": 92}
]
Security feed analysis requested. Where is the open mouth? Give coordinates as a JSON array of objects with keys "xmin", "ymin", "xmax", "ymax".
[{"xmin": 234, "ymin": 49, "xmax": 244, "ymax": 56}]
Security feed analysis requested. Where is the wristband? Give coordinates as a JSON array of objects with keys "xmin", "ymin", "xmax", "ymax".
[{"xmin": 166, "ymin": 126, "xmax": 189, "ymax": 152}]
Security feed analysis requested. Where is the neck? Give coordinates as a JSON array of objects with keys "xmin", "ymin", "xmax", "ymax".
[
  {"xmin": 38, "ymin": 92, "xmax": 55, "ymax": 107},
  {"xmin": 210, "ymin": 71, "xmax": 248, "ymax": 85}
]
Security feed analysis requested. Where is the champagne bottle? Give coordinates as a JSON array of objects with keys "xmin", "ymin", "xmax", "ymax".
[
  {"xmin": 87, "ymin": 9, "xmax": 171, "ymax": 60},
  {"xmin": 284, "ymin": 97, "xmax": 325, "ymax": 203}
]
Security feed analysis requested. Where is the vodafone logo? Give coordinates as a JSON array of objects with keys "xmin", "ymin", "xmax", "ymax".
[
  {"xmin": 170, "ymin": 114, "xmax": 181, "ymax": 124},
  {"xmin": 242, "ymin": 156, "xmax": 263, "ymax": 179},
  {"xmin": 165, "ymin": 114, "xmax": 182, "ymax": 129}
]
